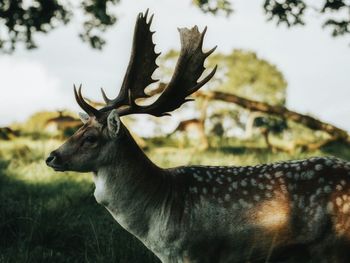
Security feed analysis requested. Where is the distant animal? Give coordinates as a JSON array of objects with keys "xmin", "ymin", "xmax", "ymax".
[
  {"xmin": 45, "ymin": 111, "xmax": 81, "ymax": 135},
  {"xmin": 171, "ymin": 118, "xmax": 208, "ymax": 149},
  {"xmin": 0, "ymin": 127, "xmax": 19, "ymax": 140},
  {"xmin": 46, "ymin": 10, "xmax": 350, "ymax": 263}
]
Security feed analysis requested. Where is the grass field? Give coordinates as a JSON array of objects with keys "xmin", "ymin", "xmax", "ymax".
[{"xmin": 0, "ymin": 137, "xmax": 349, "ymax": 262}]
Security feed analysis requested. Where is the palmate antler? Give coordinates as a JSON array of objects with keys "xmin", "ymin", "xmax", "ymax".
[{"xmin": 74, "ymin": 9, "xmax": 217, "ymax": 118}]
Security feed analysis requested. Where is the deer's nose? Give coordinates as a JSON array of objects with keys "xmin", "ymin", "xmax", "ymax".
[{"xmin": 46, "ymin": 151, "xmax": 59, "ymax": 166}]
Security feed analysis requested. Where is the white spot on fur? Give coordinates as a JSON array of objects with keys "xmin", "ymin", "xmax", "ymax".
[
  {"xmin": 336, "ymin": 197, "xmax": 343, "ymax": 206},
  {"xmin": 206, "ymin": 171, "xmax": 212, "ymax": 179},
  {"xmin": 324, "ymin": 185, "xmax": 332, "ymax": 193},
  {"xmin": 327, "ymin": 202, "xmax": 334, "ymax": 213},
  {"xmin": 238, "ymin": 199, "xmax": 245, "ymax": 207},
  {"xmin": 265, "ymin": 192, "xmax": 272, "ymax": 198},
  {"xmin": 216, "ymin": 178, "xmax": 223, "ymax": 184},
  {"xmin": 275, "ymin": 171, "xmax": 283, "ymax": 177},
  {"xmin": 336, "ymin": 185, "xmax": 343, "ymax": 191},
  {"xmin": 343, "ymin": 203, "xmax": 350, "ymax": 214},
  {"xmin": 325, "ymin": 159, "xmax": 333, "ymax": 166},
  {"xmin": 315, "ymin": 164, "xmax": 323, "ymax": 171},
  {"xmin": 318, "ymin": 177, "xmax": 325, "ymax": 184},
  {"xmin": 190, "ymin": 187, "xmax": 198, "ymax": 194},
  {"xmin": 316, "ymin": 188, "xmax": 323, "ymax": 195},
  {"xmin": 265, "ymin": 173, "xmax": 271, "ymax": 179},
  {"xmin": 251, "ymin": 179, "xmax": 257, "ymax": 186},
  {"xmin": 280, "ymin": 184, "xmax": 287, "ymax": 193},
  {"xmin": 231, "ymin": 182, "xmax": 238, "ymax": 189}
]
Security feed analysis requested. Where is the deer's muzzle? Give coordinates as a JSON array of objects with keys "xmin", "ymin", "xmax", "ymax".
[{"xmin": 46, "ymin": 151, "xmax": 66, "ymax": 171}]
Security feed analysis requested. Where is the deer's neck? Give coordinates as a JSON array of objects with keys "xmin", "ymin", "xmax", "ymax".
[{"xmin": 94, "ymin": 130, "xmax": 170, "ymax": 237}]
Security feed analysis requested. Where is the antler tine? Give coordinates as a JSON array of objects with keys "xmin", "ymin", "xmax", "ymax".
[
  {"xmin": 115, "ymin": 25, "xmax": 217, "ymax": 117},
  {"xmin": 199, "ymin": 26, "xmax": 207, "ymax": 47},
  {"xmin": 204, "ymin": 45, "xmax": 217, "ymax": 58},
  {"xmin": 190, "ymin": 65, "xmax": 218, "ymax": 93},
  {"xmin": 144, "ymin": 8, "xmax": 149, "ymax": 19},
  {"xmin": 100, "ymin": 88, "xmax": 112, "ymax": 104},
  {"xmin": 74, "ymin": 84, "xmax": 100, "ymax": 118},
  {"xmin": 100, "ymin": 9, "xmax": 159, "ymax": 113}
]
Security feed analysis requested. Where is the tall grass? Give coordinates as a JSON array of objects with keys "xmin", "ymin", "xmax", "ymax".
[
  {"xmin": 0, "ymin": 139, "xmax": 158, "ymax": 263},
  {"xmin": 0, "ymin": 137, "xmax": 349, "ymax": 262}
]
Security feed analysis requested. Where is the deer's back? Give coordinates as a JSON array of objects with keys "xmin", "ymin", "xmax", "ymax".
[{"xmin": 164, "ymin": 157, "xmax": 350, "ymax": 262}]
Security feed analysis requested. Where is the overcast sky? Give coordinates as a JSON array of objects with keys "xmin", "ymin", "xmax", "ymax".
[{"xmin": 0, "ymin": 0, "xmax": 349, "ymax": 133}]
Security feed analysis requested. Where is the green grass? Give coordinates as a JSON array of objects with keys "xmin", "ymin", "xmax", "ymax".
[
  {"xmin": 0, "ymin": 137, "xmax": 349, "ymax": 262},
  {"xmin": 0, "ymin": 139, "xmax": 159, "ymax": 263}
]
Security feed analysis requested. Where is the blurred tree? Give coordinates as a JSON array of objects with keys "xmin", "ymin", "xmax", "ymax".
[
  {"xmin": 208, "ymin": 50, "xmax": 287, "ymax": 106},
  {"xmin": 1, "ymin": 0, "xmax": 348, "ymax": 53},
  {"xmin": 192, "ymin": 0, "xmax": 350, "ymax": 41},
  {"xmin": 0, "ymin": 0, "xmax": 119, "ymax": 53},
  {"xmin": 192, "ymin": 0, "xmax": 233, "ymax": 16}
]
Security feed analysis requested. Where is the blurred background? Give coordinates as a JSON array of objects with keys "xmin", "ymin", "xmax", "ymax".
[{"xmin": 0, "ymin": 0, "xmax": 349, "ymax": 262}]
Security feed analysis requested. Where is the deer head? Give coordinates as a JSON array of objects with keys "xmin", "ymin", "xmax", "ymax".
[{"xmin": 46, "ymin": 10, "xmax": 217, "ymax": 173}]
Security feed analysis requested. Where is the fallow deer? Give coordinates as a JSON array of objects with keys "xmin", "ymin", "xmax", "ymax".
[
  {"xmin": 46, "ymin": 10, "xmax": 350, "ymax": 263},
  {"xmin": 45, "ymin": 111, "xmax": 81, "ymax": 134},
  {"xmin": 171, "ymin": 118, "xmax": 208, "ymax": 150}
]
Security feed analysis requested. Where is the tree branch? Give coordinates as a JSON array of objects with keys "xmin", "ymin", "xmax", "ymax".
[{"xmin": 195, "ymin": 91, "xmax": 349, "ymax": 141}]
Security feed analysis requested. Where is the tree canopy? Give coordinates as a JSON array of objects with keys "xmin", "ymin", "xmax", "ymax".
[
  {"xmin": 193, "ymin": 0, "xmax": 350, "ymax": 39},
  {"xmin": 1, "ymin": 0, "xmax": 349, "ymax": 53},
  {"xmin": 208, "ymin": 50, "xmax": 287, "ymax": 106},
  {"xmin": 0, "ymin": 0, "xmax": 119, "ymax": 53}
]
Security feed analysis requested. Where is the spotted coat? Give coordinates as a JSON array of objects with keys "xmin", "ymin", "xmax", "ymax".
[{"xmin": 154, "ymin": 156, "xmax": 350, "ymax": 262}]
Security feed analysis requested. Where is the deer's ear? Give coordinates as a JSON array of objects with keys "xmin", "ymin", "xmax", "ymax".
[
  {"xmin": 79, "ymin": 112, "xmax": 90, "ymax": 124},
  {"xmin": 107, "ymin": 110, "xmax": 122, "ymax": 138}
]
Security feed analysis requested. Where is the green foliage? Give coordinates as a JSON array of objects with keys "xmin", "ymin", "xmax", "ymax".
[
  {"xmin": 2, "ymin": 0, "xmax": 349, "ymax": 53},
  {"xmin": 254, "ymin": 115, "xmax": 288, "ymax": 134},
  {"xmin": 191, "ymin": 0, "xmax": 350, "ymax": 41},
  {"xmin": 263, "ymin": 0, "xmax": 350, "ymax": 38},
  {"xmin": 18, "ymin": 111, "xmax": 57, "ymax": 132},
  {"xmin": 14, "ymin": 110, "xmax": 77, "ymax": 138},
  {"xmin": 263, "ymin": 0, "xmax": 306, "ymax": 26},
  {"xmin": 0, "ymin": 0, "xmax": 119, "ymax": 53},
  {"xmin": 192, "ymin": 0, "xmax": 233, "ymax": 16},
  {"xmin": 209, "ymin": 50, "xmax": 287, "ymax": 105}
]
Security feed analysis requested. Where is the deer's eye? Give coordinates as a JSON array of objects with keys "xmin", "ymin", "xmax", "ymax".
[{"xmin": 84, "ymin": 135, "xmax": 98, "ymax": 144}]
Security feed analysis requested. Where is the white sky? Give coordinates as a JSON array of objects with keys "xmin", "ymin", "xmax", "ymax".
[{"xmin": 0, "ymin": 0, "xmax": 349, "ymax": 133}]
